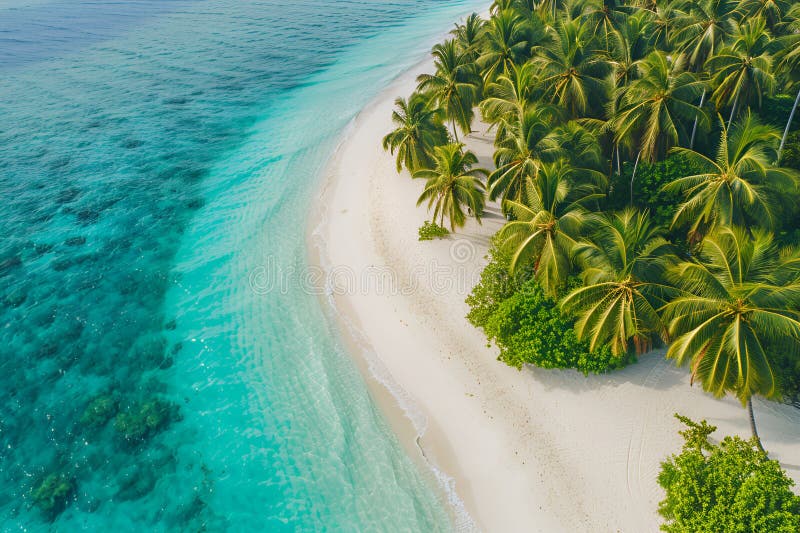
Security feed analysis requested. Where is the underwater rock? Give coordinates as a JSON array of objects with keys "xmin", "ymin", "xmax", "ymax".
[
  {"xmin": 48, "ymin": 156, "xmax": 70, "ymax": 170},
  {"xmin": 31, "ymin": 307, "xmax": 56, "ymax": 328},
  {"xmin": 113, "ymin": 398, "xmax": 180, "ymax": 445},
  {"xmin": 64, "ymin": 236, "xmax": 86, "ymax": 247},
  {"xmin": 115, "ymin": 463, "xmax": 158, "ymax": 502},
  {"xmin": 30, "ymin": 473, "xmax": 75, "ymax": 521},
  {"xmin": 163, "ymin": 96, "xmax": 190, "ymax": 105},
  {"xmin": 52, "ymin": 252, "xmax": 95, "ymax": 272},
  {"xmin": 76, "ymin": 209, "xmax": 100, "ymax": 225},
  {"xmin": 32, "ymin": 242, "xmax": 55, "ymax": 256},
  {"xmin": 4, "ymin": 289, "xmax": 27, "ymax": 308},
  {"xmin": 186, "ymin": 197, "xmax": 205, "ymax": 210},
  {"xmin": 0, "ymin": 254, "xmax": 22, "ymax": 276},
  {"xmin": 37, "ymin": 342, "xmax": 59, "ymax": 358},
  {"xmin": 130, "ymin": 335, "xmax": 169, "ymax": 370},
  {"xmin": 79, "ymin": 393, "xmax": 119, "ymax": 429},
  {"xmin": 164, "ymin": 319, "xmax": 177, "ymax": 331},
  {"xmin": 51, "ymin": 258, "xmax": 72, "ymax": 272},
  {"xmin": 55, "ymin": 187, "xmax": 80, "ymax": 205},
  {"xmin": 122, "ymin": 139, "xmax": 144, "ymax": 149}
]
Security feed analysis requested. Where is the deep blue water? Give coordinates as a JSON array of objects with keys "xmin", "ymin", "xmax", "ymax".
[{"xmin": 0, "ymin": 1, "xmax": 484, "ymax": 530}]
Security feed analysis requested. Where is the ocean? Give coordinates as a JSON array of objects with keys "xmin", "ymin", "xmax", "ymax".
[{"xmin": 0, "ymin": 0, "xmax": 485, "ymax": 530}]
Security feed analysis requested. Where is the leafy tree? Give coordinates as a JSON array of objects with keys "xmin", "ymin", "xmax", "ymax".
[
  {"xmin": 562, "ymin": 208, "xmax": 675, "ymax": 356},
  {"xmin": 382, "ymin": 92, "xmax": 448, "ymax": 172},
  {"xmin": 658, "ymin": 414, "xmax": 800, "ymax": 533},
  {"xmin": 498, "ymin": 160, "xmax": 600, "ymax": 297},
  {"xmin": 413, "ymin": 143, "xmax": 487, "ymax": 230},
  {"xmin": 417, "ymin": 39, "xmax": 481, "ymax": 141},
  {"xmin": 665, "ymin": 112, "xmax": 797, "ymax": 238},
  {"xmin": 661, "ymin": 228, "xmax": 800, "ymax": 448}
]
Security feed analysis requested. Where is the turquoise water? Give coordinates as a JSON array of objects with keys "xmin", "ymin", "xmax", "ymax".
[{"xmin": 0, "ymin": 1, "xmax": 485, "ymax": 529}]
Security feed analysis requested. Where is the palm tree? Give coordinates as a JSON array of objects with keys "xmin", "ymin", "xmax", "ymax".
[
  {"xmin": 487, "ymin": 104, "xmax": 563, "ymax": 201},
  {"xmin": 382, "ymin": 93, "xmax": 448, "ymax": 173},
  {"xmin": 452, "ymin": 12, "xmax": 486, "ymax": 62},
  {"xmin": 579, "ymin": 0, "xmax": 628, "ymax": 53},
  {"xmin": 662, "ymin": 227, "xmax": 800, "ymax": 450},
  {"xmin": 477, "ymin": 9, "xmax": 529, "ymax": 84},
  {"xmin": 647, "ymin": 0, "xmax": 681, "ymax": 52},
  {"xmin": 532, "ymin": 16, "xmax": 611, "ymax": 117},
  {"xmin": 498, "ymin": 160, "xmax": 601, "ymax": 296},
  {"xmin": 417, "ymin": 39, "xmax": 481, "ymax": 141},
  {"xmin": 612, "ymin": 51, "xmax": 707, "ymax": 165},
  {"xmin": 479, "ymin": 61, "xmax": 540, "ymax": 125},
  {"xmin": 608, "ymin": 9, "xmax": 656, "ymax": 90},
  {"xmin": 707, "ymin": 16, "xmax": 776, "ymax": 128},
  {"xmin": 413, "ymin": 143, "xmax": 488, "ymax": 230},
  {"xmin": 672, "ymin": 0, "xmax": 737, "ymax": 71},
  {"xmin": 665, "ymin": 112, "xmax": 797, "ymax": 238},
  {"xmin": 552, "ymin": 121, "xmax": 608, "ymax": 182},
  {"xmin": 561, "ymin": 208, "xmax": 675, "ymax": 356},
  {"xmin": 738, "ymin": 0, "xmax": 791, "ymax": 32}
]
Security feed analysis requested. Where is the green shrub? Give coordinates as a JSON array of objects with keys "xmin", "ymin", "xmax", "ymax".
[
  {"xmin": 418, "ymin": 220, "xmax": 449, "ymax": 241},
  {"xmin": 31, "ymin": 473, "xmax": 75, "ymax": 520},
  {"xmin": 466, "ymin": 242, "xmax": 529, "ymax": 328},
  {"xmin": 467, "ymin": 243, "xmax": 633, "ymax": 375},
  {"xmin": 484, "ymin": 279, "xmax": 633, "ymax": 374},
  {"xmin": 658, "ymin": 414, "xmax": 800, "ymax": 533},
  {"xmin": 773, "ymin": 342, "xmax": 800, "ymax": 406},
  {"xmin": 757, "ymin": 94, "xmax": 800, "ymax": 132},
  {"xmin": 781, "ymin": 130, "xmax": 800, "ymax": 171},
  {"xmin": 610, "ymin": 153, "xmax": 702, "ymax": 231}
]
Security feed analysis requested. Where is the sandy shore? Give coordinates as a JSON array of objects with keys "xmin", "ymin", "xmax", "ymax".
[{"xmin": 309, "ymin": 57, "xmax": 800, "ymax": 532}]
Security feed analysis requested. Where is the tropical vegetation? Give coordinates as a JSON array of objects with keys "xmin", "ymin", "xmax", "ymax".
[
  {"xmin": 382, "ymin": 0, "xmax": 800, "ymax": 450},
  {"xmin": 658, "ymin": 415, "xmax": 800, "ymax": 532}
]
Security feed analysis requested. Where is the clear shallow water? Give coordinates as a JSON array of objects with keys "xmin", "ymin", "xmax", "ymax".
[{"xmin": 0, "ymin": 1, "xmax": 485, "ymax": 529}]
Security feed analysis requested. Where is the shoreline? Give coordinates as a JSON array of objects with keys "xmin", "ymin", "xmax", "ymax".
[
  {"xmin": 307, "ymin": 59, "xmax": 480, "ymax": 531},
  {"xmin": 307, "ymin": 39, "xmax": 800, "ymax": 533}
]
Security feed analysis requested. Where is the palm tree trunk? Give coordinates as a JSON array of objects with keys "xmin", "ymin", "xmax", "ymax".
[
  {"xmin": 727, "ymin": 90, "xmax": 741, "ymax": 130},
  {"xmin": 616, "ymin": 145, "xmax": 621, "ymax": 176},
  {"xmin": 451, "ymin": 119, "xmax": 459, "ymax": 143},
  {"xmin": 690, "ymin": 89, "xmax": 706, "ymax": 149},
  {"xmin": 778, "ymin": 87, "xmax": 800, "ymax": 163},
  {"xmin": 630, "ymin": 150, "xmax": 641, "ymax": 206},
  {"xmin": 748, "ymin": 397, "xmax": 765, "ymax": 453}
]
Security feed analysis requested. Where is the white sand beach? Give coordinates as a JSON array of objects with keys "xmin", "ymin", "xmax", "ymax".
[{"xmin": 311, "ymin": 59, "xmax": 800, "ymax": 532}]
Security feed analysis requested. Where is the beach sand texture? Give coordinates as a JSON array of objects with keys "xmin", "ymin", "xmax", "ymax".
[{"xmin": 312, "ymin": 59, "xmax": 800, "ymax": 532}]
